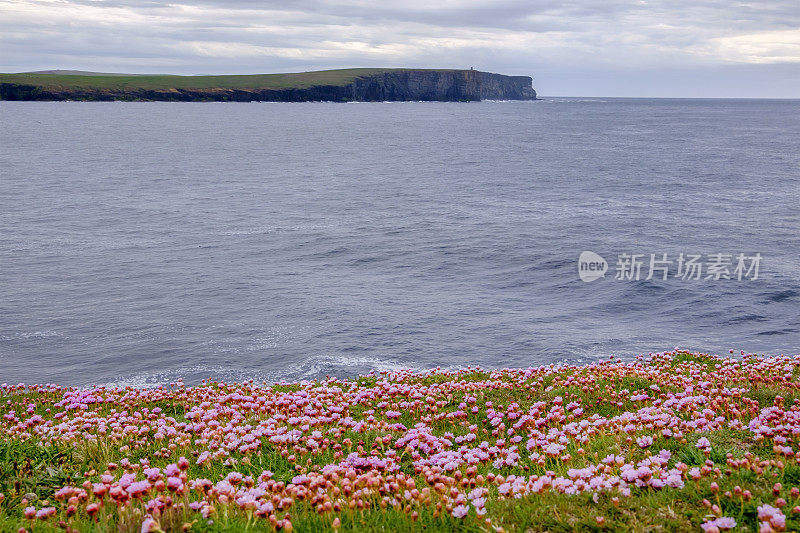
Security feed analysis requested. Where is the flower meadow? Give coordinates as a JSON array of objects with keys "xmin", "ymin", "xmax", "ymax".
[{"xmin": 3, "ymin": 351, "xmax": 800, "ymax": 532}]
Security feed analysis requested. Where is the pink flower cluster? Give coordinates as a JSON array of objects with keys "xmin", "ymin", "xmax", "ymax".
[{"xmin": 4, "ymin": 350, "xmax": 800, "ymax": 532}]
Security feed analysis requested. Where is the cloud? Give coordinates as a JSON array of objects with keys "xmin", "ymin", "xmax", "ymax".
[
  {"xmin": 0, "ymin": 0, "xmax": 798, "ymax": 95},
  {"xmin": 705, "ymin": 29, "xmax": 800, "ymax": 63}
]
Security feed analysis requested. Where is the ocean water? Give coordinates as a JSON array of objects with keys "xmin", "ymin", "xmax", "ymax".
[{"xmin": 1, "ymin": 98, "xmax": 799, "ymax": 387}]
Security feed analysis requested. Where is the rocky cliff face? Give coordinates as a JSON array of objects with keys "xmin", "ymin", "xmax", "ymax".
[
  {"xmin": 349, "ymin": 70, "xmax": 536, "ymax": 101},
  {"xmin": 0, "ymin": 70, "xmax": 536, "ymax": 102}
]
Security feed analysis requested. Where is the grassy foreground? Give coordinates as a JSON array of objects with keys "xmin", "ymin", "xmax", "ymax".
[
  {"xmin": 2, "ymin": 350, "xmax": 800, "ymax": 533},
  {"xmin": 0, "ymin": 69, "xmax": 416, "ymax": 91}
]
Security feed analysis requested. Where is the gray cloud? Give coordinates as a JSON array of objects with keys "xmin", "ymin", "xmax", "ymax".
[{"xmin": 1, "ymin": 0, "xmax": 799, "ymax": 96}]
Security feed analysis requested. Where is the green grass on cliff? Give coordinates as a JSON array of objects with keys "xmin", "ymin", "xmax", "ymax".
[{"xmin": 0, "ymin": 68, "xmax": 459, "ymax": 91}]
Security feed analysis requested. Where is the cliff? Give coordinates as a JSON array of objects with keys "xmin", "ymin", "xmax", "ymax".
[
  {"xmin": 349, "ymin": 70, "xmax": 536, "ymax": 101},
  {"xmin": 0, "ymin": 68, "xmax": 536, "ymax": 102}
]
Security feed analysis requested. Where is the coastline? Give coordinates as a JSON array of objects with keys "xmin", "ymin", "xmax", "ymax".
[{"xmin": 0, "ymin": 68, "xmax": 537, "ymax": 102}]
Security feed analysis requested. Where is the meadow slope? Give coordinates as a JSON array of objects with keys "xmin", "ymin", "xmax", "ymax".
[{"xmin": 2, "ymin": 350, "xmax": 798, "ymax": 532}]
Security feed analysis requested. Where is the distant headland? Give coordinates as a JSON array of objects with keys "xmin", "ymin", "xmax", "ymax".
[{"xmin": 0, "ymin": 68, "xmax": 537, "ymax": 102}]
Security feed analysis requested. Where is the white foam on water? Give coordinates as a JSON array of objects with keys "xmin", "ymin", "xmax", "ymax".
[
  {"xmin": 99, "ymin": 363, "xmax": 284, "ymax": 389},
  {"xmin": 293, "ymin": 354, "xmax": 425, "ymax": 380}
]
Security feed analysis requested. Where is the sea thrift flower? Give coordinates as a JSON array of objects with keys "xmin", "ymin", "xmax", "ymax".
[
  {"xmin": 452, "ymin": 505, "xmax": 469, "ymax": 518},
  {"xmin": 758, "ymin": 504, "xmax": 786, "ymax": 531},
  {"xmin": 166, "ymin": 477, "xmax": 182, "ymax": 492},
  {"xmin": 702, "ymin": 517, "xmax": 737, "ymax": 532},
  {"xmin": 696, "ymin": 437, "xmax": 712, "ymax": 452},
  {"xmin": 141, "ymin": 516, "xmax": 158, "ymax": 533}
]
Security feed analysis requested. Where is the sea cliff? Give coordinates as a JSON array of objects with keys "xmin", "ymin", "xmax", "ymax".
[{"xmin": 0, "ymin": 68, "xmax": 536, "ymax": 102}]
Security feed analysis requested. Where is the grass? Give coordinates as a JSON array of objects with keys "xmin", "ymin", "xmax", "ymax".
[
  {"xmin": 1, "ymin": 350, "xmax": 799, "ymax": 532},
  {"xmin": 0, "ymin": 68, "xmax": 461, "ymax": 91}
]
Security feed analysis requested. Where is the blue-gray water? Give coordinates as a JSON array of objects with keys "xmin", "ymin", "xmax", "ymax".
[{"xmin": 1, "ymin": 98, "xmax": 799, "ymax": 387}]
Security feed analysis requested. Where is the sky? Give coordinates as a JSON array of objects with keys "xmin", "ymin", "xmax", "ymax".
[{"xmin": 1, "ymin": 0, "xmax": 799, "ymax": 97}]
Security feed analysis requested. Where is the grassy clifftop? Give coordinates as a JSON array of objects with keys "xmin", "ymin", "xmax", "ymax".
[{"xmin": 0, "ymin": 68, "xmax": 444, "ymax": 90}]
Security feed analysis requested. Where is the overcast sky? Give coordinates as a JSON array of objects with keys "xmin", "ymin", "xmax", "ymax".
[{"xmin": 1, "ymin": 0, "xmax": 799, "ymax": 97}]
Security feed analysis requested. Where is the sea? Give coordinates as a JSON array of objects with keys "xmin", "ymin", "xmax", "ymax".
[{"xmin": 1, "ymin": 98, "xmax": 799, "ymax": 387}]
